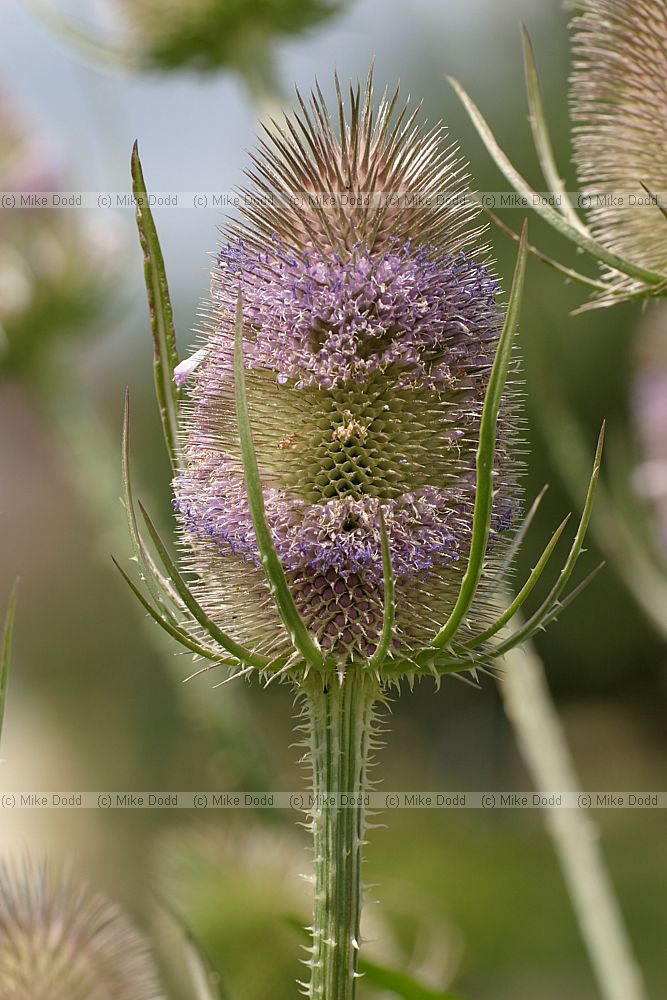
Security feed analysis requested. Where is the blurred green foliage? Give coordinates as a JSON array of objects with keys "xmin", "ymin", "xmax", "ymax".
[{"xmin": 119, "ymin": 0, "xmax": 346, "ymax": 74}]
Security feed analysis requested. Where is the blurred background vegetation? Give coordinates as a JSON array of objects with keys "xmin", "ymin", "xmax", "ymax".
[{"xmin": 0, "ymin": 1, "xmax": 665, "ymax": 998}]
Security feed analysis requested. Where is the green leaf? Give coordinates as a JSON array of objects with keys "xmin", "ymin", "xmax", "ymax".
[
  {"xmin": 521, "ymin": 25, "xmax": 585, "ymax": 234},
  {"xmin": 368, "ymin": 509, "xmax": 395, "ymax": 671},
  {"xmin": 138, "ymin": 502, "xmax": 270, "ymax": 669},
  {"xmin": 0, "ymin": 584, "xmax": 17, "ymax": 747},
  {"xmin": 432, "ymin": 220, "xmax": 528, "ymax": 649},
  {"xmin": 233, "ymin": 293, "xmax": 323, "ymax": 670},
  {"xmin": 448, "ymin": 76, "xmax": 667, "ymax": 287},
  {"xmin": 493, "ymin": 424, "xmax": 605, "ymax": 655},
  {"xmin": 358, "ymin": 956, "xmax": 469, "ymax": 1000},
  {"xmin": 467, "ymin": 513, "xmax": 571, "ymax": 648},
  {"xmin": 131, "ymin": 141, "xmax": 182, "ymax": 473}
]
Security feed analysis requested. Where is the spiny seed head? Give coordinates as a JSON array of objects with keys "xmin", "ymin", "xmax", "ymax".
[
  {"xmin": 0, "ymin": 857, "xmax": 163, "ymax": 1000},
  {"xmin": 571, "ymin": 0, "xmax": 667, "ymax": 285},
  {"xmin": 173, "ymin": 70, "xmax": 522, "ymax": 666}
]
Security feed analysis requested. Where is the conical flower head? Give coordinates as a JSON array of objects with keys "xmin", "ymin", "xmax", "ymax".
[
  {"xmin": 0, "ymin": 858, "xmax": 163, "ymax": 1000},
  {"xmin": 174, "ymin": 73, "xmax": 521, "ymax": 666},
  {"xmin": 571, "ymin": 0, "xmax": 667, "ymax": 286}
]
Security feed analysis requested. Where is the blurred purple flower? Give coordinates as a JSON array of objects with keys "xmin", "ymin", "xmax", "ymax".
[{"xmin": 0, "ymin": 87, "xmax": 112, "ymax": 376}]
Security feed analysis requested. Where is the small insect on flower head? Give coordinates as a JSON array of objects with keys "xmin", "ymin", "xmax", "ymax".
[
  {"xmin": 0, "ymin": 857, "xmax": 163, "ymax": 1000},
  {"xmin": 571, "ymin": 0, "xmax": 667, "ymax": 291},
  {"xmin": 172, "ymin": 67, "xmax": 523, "ymax": 672}
]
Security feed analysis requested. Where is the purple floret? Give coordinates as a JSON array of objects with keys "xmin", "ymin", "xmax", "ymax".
[
  {"xmin": 176, "ymin": 477, "xmax": 469, "ymax": 580},
  {"xmin": 216, "ymin": 239, "xmax": 501, "ymax": 390}
]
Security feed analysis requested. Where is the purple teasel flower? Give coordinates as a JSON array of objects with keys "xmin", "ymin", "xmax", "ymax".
[{"xmin": 171, "ymin": 74, "xmax": 524, "ymax": 665}]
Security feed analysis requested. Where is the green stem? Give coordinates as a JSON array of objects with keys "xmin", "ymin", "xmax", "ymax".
[{"xmin": 302, "ymin": 668, "xmax": 381, "ymax": 1000}]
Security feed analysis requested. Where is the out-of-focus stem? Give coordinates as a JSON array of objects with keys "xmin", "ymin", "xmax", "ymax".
[
  {"xmin": 302, "ymin": 668, "xmax": 380, "ymax": 1000},
  {"xmin": 501, "ymin": 641, "xmax": 647, "ymax": 1000}
]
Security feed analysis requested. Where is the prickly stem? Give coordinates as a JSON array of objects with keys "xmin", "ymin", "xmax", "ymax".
[{"xmin": 300, "ymin": 667, "xmax": 381, "ymax": 1000}]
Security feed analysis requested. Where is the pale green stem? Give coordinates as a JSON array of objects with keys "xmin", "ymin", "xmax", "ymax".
[
  {"xmin": 302, "ymin": 668, "xmax": 381, "ymax": 1000},
  {"xmin": 501, "ymin": 641, "xmax": 647, "ymax": 1000}
]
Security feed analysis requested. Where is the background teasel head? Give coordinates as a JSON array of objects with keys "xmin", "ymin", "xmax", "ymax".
[
  {"xmin": 0, "ymin": 857, "xmax": 163, "ymax": 1000},
  {"xmin": 123, "ymin": 69, "xmax": 601, "ymax": 684},
  {"xmin": 448, "ymin": 4, "xmax": 667, "ymax": 309},
  {"xmin": 570, "ymin": 0, "xmax": 667, "ymax": 295}
]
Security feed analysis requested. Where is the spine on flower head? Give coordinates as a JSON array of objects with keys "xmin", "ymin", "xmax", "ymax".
[{"xmin": 173, "ymin": 69, "xmax": 522, "ymax": 670}]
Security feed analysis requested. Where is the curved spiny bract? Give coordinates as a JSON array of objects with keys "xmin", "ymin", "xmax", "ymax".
[
  {"xmin": 0, "ymin": 858, "xmax": 163, "ymax": 1000},
  {"xmin": 173, "ymin": 69, "xmax": 523, "ymax": 673},
  {"xmin": 571, "ymin": 0, "xmax": 667, "ymax": 295}
]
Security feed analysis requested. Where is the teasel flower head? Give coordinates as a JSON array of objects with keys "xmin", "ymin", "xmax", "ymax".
[
  {"xmin": 122, "ymin": 68, "xmax": 603, "ymax": 685},
  {"xmin": 570, "ymin": 0, "xmax": 667, "ymax": 296},
  {"xmin": 172, "ymin": 70, "xmax": 525, "ymax": 667},
  {"xmin": 0, "ymin": 857, "xmax": 163, "ymax": 1000}
]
